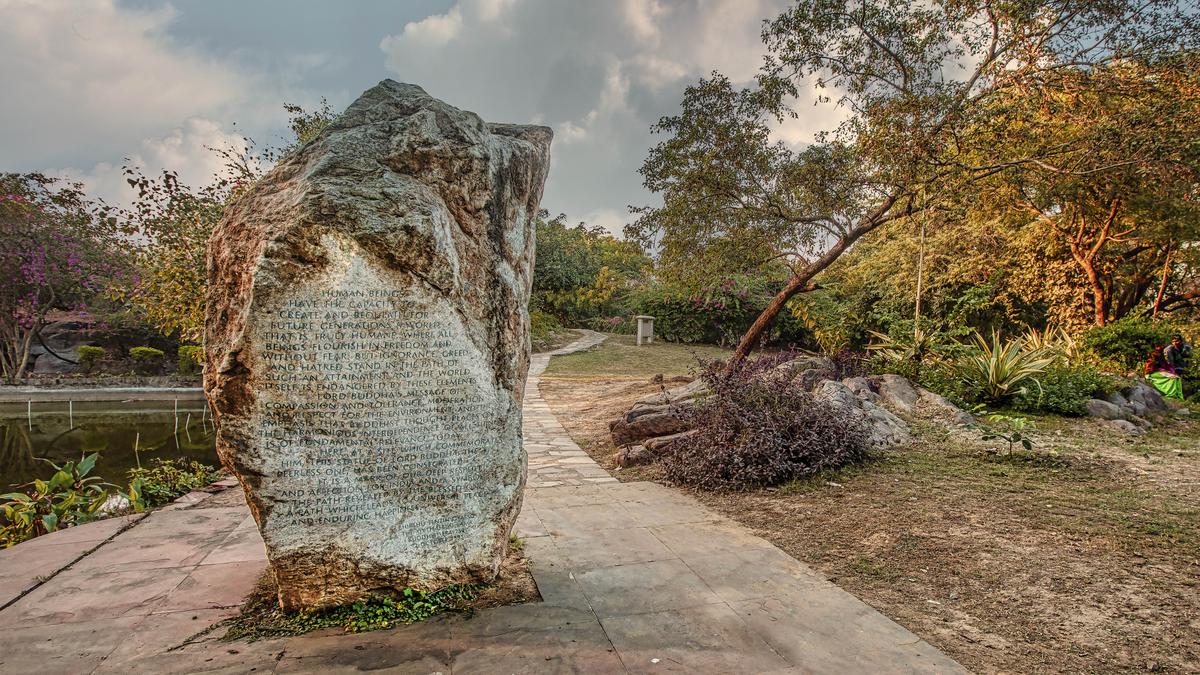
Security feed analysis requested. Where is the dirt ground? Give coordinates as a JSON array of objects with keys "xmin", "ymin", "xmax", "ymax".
[{"xmin": 539, "ymin": 374, "xmax": 1200, "ymax": 674}]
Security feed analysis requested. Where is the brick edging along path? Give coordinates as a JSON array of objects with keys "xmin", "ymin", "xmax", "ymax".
[{"xmin": 0, "ymin": 330, "xmax": 966, "ymax": 674}]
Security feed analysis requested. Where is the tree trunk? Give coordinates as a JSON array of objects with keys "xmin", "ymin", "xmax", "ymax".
[
  {"xmin": 727, "ymin": 198, "xmax": 901, "ymax": 369},
  {"xmin": 1152, "ymin": 248, "xmax": 1174, "ymax": 319}
]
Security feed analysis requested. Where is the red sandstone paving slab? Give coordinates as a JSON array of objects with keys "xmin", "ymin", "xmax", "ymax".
[
  {"xmin": 70, "ymin": 526, "xmax": 232, "ymax": 573},
  {"xmin": 514, "ymin": 505, "xmax": 549, "ymax": 538},
  {"xmin": 729, "ymin": 593, "xmax": 968, "ymax": 674},
  {"xmin": 600, "ymin": 603, "xmax": 790, "ymax": 675},
  {"xmin": 646, "ymin": 520, "xmax": 777, "ymax": 559},
  {"xmin": 152, "ymin": 560, "xmax": 264, "ymax": 613},
  {"xmin": 573, "ymin": 559, "xmax": 723, "ymax": 619},
  {"xmin": 95, "ymin": 642, "xmax": 283, "ymax": 674},
  {"xmin": 117, "ymin": 506, "xmax": 247, "ymax": 541},
  {"xmin": 448, "ymin": 620, "xmax": 626, "ymax": 674},
  {"xmin": 681, "ymin": 548, "xmax": 829, "ymax": 604},
  {"xmin": 198, "ymin": 515, "xmax": 267, "ymax": 566},
  {"xmin": 11, "ymin": 513, "xmax": 143, "ymax": 547},
  {"xmin": 0, "ymin": 539, "xmax": 100, "ymax": 608},
  {"xmin": 548, "ymin": 527, "xmax": 676, "ymax": 569},
  {"xmin": 0, "ymin": 564, "xmax": 193, "ymax": 628},
  {"xmin": 94, "ymin": 608, "xmax": 243, "ymax": 670},
  {"xmin": 532, "ymin": 502, "xmax": 634, "ymax": 537},
  {"xmin": 448, "ymin": 602, "xmax": 597, "ymax": 639},
  {"xmin": 0, "ymin": 514, "xmax": 146, "ymax": 606},
  {"xmin": 0, "ymin": 615, "xmax": 142, "ymax": 675},
  {"xmin": 275, "ymin": 616, "xmax": 450, "ymax": 674}
]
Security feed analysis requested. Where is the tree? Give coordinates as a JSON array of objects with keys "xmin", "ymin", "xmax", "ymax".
[
  {"xmin": 0, "ymin": 174, "xmax": 120, "ymax": 381},
  {"xmin": 979, "ymin": 57, "xmax": 1200, "ymax": 327},
  {"xmin": 629, "ymin": 0, "xmax": 1198, "ymax": 367},
  {"xmin": 533, "ymin": 211, "xmax": 649, "ymax": 324},
  {"xmin": 110, "ymin": 101, "xmax": 338, "ymax": 341}
]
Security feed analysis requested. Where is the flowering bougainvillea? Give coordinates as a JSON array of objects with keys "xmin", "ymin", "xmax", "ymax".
[{"xmin": 0, "ymin": 173, "xmax": 121, "ymax": 381}]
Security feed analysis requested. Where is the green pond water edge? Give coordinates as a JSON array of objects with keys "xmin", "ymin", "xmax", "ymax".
[{"xmin": 0, "ymin": 399, "xmax": 219, "ymax": 490}]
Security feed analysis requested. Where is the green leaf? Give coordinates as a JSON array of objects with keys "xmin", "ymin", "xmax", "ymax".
[
  {"xmin": 42, "ymin": 512, "xmax": 59, "ymax": 532},
  {"xmin": 78, "ymin": 453, "xmax": 99, "ymax": 476}
]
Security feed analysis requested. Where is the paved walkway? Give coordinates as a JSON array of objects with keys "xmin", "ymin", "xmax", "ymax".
[
  {"xmin": 524, "ymin": 330, "xmax": 616, "ymax": 488},
  {"xmin": 0, "ymin": 332, "xmax": 965, "ymax": 674}
]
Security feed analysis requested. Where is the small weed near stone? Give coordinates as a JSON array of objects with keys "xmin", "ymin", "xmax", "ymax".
[
  {"xmin": 206, "ymin": 543, "xmax": 540, "ymax": 643},
  {"xmin": 217, "ymin": 578, "xmax": 481, "ymax": 641}
]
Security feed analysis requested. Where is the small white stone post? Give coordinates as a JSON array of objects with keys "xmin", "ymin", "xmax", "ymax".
[{"xmin": 635, "ymin": 315, "xmax": 655, "ymax": 346}]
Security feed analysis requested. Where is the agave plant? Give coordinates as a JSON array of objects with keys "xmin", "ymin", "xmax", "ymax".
[
  {"xmin": 866, "ymin": 326, "xmax": 939, "ymax": 362},
  {"xmin": 958, "ymin": 331, "xmax": 1056, "ymax": 402},
  {"xmin": 1022, "ymin": 326, "xmax": 1082, "ymax": 364}
]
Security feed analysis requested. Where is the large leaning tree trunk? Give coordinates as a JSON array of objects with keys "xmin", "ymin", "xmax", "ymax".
[{"xmin": 627, "ymin": 1, "xmax": 1199, "ymax": 369}]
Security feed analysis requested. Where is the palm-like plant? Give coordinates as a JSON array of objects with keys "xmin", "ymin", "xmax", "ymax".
[
  {"xmin": 959, "ymin": 331, "xmax": 1056, "ymax": 402},
  {"xmin": 867, "ymin": 326, "xmax": 938, "ymax": 362},
  {"xmin": 1022, "ymin": 326, "xmax": 1082, "ymax": 364}
]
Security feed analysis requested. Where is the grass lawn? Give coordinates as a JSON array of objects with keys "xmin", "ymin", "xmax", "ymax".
[
  {"xmin": 538, "ymin": 341, "xmax": 1200, "ymax": 674},
  {"xmin": 541, "ymin": 333, "xmax": 730, "ymax": 380}
]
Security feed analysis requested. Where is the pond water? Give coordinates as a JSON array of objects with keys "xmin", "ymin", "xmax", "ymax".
[{"xmin": 0, "ymin": 400, "xmax": 220, "ymax": 491}]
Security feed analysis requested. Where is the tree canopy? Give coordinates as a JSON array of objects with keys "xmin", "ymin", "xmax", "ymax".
[{"xmin": 630, "ymin": 0, "xmax": 1200, "ymax": 365}]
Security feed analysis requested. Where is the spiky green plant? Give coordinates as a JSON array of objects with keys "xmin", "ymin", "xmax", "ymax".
[
  {"xmin": 866, "ymin": 326, "xmax": 938, "ymax": 362},
  {"xmin": 1022, "ymin": 326, "xmax": 1082, "ymax": 364},
  {"xmin": 958, "ymin": 331, "xmax": 1056, "ymax": 402}
]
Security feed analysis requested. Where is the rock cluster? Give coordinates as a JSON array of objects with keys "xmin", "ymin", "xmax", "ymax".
[
  {"xmin": 610, "ymin": 356, "xmax": 973, "ymax": 465},
  {"xmin": 204, "ymin": 81, "xmax": 552, "ymax": 610},
  {"xmin": 1085, "ymin": 381, "xmax": 1175, "ymax": 435}
]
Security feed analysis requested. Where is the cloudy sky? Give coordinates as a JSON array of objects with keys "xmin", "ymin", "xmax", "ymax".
[{"xmin": 0, "ymin": 0, "xmax": 828, "ymax": 234}]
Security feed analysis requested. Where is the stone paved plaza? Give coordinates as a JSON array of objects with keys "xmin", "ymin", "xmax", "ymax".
[{"xmin": 0, "ymin": 333, "xmax": 964, "ymax": 674}]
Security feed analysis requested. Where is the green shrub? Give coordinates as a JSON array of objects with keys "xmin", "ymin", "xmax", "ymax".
[
  {"xmin": 178, "ymin": 345, "xmax": 204, "ymax": 375},
  {"xmin": 1083, "ymin": 316, "xmax": 1176, "ymax": 371},
  {"xmin": 0, "ymin": 454, "xmax": 112, "ymax": 547},
  {"xmin": 77, "ymin": 345, "xmax": 106, "ymax": 372},
  {"xmin": 627, "ymin": 276, "xmax": 807, "ymax": 347},
  {"xmin": 529, "ymin": 309, "xmax": 566, "ymax": 352},
  {"xmin": 129, "ymin": 346, "xmax": 165, "ymax": 361},
  {"xmin": 128, "ymin": 458, "xmax": 222, "ymax": 510},
  {"xmin": 1012, "ymin": 365, "xmax": 1120, "ymax": 416}
]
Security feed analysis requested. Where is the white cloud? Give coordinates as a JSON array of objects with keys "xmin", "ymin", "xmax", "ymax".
[
  {"xmin": 56, "ymin": 118, "xmax": 251, "ymax": 207},
  {"xmin": 581, "ymin": 208, "xmax": 628, "ymax": 237},
  {"xmin": 0, "ymin": 0, "xmax": 303, "ymax": 206},
  {"xmin": 397, "ymin": 6, "xmax": 464, "ymax": 45},
  {"xmin": 378, "ymin": 0, "xmax": 820, "ymax": 235}
]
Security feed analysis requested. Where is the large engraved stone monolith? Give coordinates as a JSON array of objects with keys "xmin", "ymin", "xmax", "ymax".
[{"xmin": 203, "ymin": 81, "xmax": 552, "ymax": 610}]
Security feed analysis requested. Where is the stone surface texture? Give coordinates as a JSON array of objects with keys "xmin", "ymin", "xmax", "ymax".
[{"xmin": 203, "ymin": 80, "xmax": 552, "ymax": 610}]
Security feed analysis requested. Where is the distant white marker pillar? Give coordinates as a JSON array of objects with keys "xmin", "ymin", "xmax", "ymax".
[{"xmin": 636, "ymin": 315, "xmax": 655, "ymax": 346}]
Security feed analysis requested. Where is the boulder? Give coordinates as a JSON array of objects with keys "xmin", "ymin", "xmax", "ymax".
[
  {"xmin": 1101, "ymin": 419, "xmax": 1145, "ymax": 436},
  {"xmin": 915, "ymin": 389, "xmax": 976, "ymax": 426},
  {"xmin": 841, "ymin": 376, "xmax": 879, "ymax": 403},
  {"xmin": 1121, "ymin": 400, "xmax": 1148, "ymax": 419},
  {"xmin": 1085, "ymin": 398, "xmax": 1125, "ymax": 420},
  {"xmin": 1125, "ymin": 381, "xmax": 1167, "ymax": 413},
  {"xmin": 813, "ymin": 380, "xmax": 910, "ymax": 448},
  {"xmin": 872, "ymin": 374, "xmax": 921, "ymax": 414},
  {"xmin": 772, "ymin": 356, "xmax": 836, "ymax": 389},
  {"xmin": 632, "ymin": 378, "xmax": 709, "ymax": 407},
  {"xmin": 203, "ymin": 81, "xmax": 552, "ymax": 611}
]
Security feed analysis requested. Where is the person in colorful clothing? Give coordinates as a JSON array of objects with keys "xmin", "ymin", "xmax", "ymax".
[
  {"xmin": 1145, "ymin": 345, "xmax": 1183, "ymax": 400},
  {"xmin": 1164, "ymin": 334, "xmax": 1191, "ymax": 393}
]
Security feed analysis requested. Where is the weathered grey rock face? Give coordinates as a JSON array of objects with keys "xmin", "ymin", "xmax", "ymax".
[{"xmin": 203, "ymin": 81, "xmax": 552, "ymax": 611}]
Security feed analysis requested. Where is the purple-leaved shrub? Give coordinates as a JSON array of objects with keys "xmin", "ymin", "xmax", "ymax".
[{"xmin": 661, "ymin": 357, "xmax": 870, "ymax": 490}]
